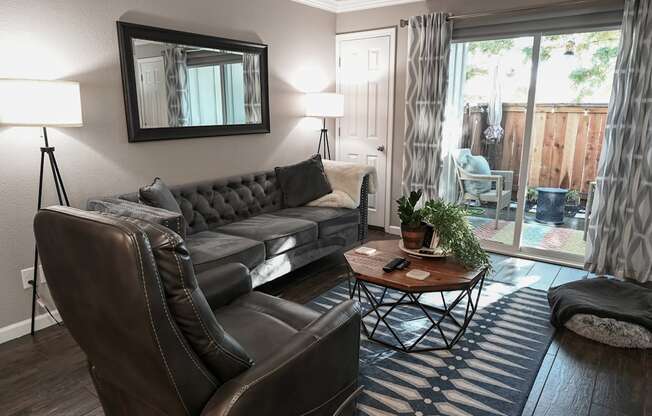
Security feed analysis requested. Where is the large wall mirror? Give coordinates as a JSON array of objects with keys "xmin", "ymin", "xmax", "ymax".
[{"xmin": 117, "ymin": 22, "xmax": 270, "ymax": 142}]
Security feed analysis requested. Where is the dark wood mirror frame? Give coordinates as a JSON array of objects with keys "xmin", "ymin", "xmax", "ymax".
[{"xmin": 117, "ymin": 21, "xmax": 270, "ymax": 143}]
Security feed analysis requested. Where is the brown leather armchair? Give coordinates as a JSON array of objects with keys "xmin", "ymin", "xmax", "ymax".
[{"xmin": 34, "ymin": 207, "xmax": 361, "ymax": 416}]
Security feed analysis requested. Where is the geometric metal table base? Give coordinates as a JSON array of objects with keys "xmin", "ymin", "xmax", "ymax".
[{"xmin": 348, "ymin": 271, "xmax": 486, "ymax": 353}]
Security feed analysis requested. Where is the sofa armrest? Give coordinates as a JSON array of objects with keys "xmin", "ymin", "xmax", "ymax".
[
  {"xmin": 201, "ymin": 300, "xmax": 361, "ymax": 416},
  {"xmin": 87, "ymin": 198, "xmax": 186, "ymax": 239},
  {"xmin": 196, "ymin": 263, "xmax": 252, "ymax": 310},
  {"xmin": 358, "ymin": 175, "xmax": 369, "ymax": 242}
]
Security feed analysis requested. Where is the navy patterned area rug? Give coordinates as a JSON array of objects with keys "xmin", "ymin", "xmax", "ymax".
[{"xmin": 306, "ymin": 280, "xmax": 555, "ymax": 416}]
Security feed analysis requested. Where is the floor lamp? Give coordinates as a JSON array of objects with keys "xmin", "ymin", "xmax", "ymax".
[
  {"xmin": 305, "ymin": 92, "xmax": 344, "ymax": 160},
  {"xmin": 0, "ymin": 79, "xmax": 83, "ymax": 335}
]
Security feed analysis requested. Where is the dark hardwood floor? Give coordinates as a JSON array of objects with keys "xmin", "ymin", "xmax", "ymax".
[{"xmin": 0, "ymin": 230, "xmax": 648, "ymax": 415}]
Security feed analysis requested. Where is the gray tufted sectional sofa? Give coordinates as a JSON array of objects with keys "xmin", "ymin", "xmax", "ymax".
[{"xmin": 88, "ymin": 169, "xmax": 369, "ymax": 287}]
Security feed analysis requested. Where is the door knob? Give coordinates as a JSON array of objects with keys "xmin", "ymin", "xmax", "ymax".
[{"xmin": 377, "ymin": 145, "xmax": 385, "ymax": 152}]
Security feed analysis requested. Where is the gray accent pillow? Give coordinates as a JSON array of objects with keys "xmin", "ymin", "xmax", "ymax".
[
  {"xmin": 275, "ymin": 155, "xmax": 332, "ymax": 208},
  {"xmin": 139, "ymin": 178, "xmax": 182, "ymax": 214}
]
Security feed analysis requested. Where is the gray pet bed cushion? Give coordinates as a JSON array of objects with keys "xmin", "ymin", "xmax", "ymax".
[{"xmin": 548, "ymin": 278, "xmax": 652, "ymax": 348}]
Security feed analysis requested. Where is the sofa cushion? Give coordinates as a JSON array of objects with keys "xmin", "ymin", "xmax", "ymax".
[
  {"xmin": 185, "ymin": 231, "xmax": 265, "ymax": 273},
  {"xmin": 139, "ymin": 178, "xmax": 183, "ymax": 214},
  {"xmin": 177, "ymin": 173, "xmax": 282, "ymax": 235},
  {"xmin": 271, "ymin": 207, "xmax": 360, "ymax": 237},
  {"xmin": 250, "ymin": 230, "xmax": 358, "ymax": 288},
  {"xmin": 213, "ymin": 292, "xmax": 320, "ymax": 362},
  {"xmin": 217, "ymin": 214, "xmax": 317, "ymax": 258},
  {"xmin": 275, "ymin": 155, "xmax": 332, "ymax": 208}
]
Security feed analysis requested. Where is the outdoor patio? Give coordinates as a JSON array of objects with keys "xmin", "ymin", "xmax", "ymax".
[
  {"xmin": 459, "ymin": 102, "xmax": 604, "ymax": 257},
  {"xmin": 467, "ymin": 205, "xmax": 587, "ymax": 256}
]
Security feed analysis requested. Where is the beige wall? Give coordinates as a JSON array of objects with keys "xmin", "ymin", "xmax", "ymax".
[{"xmin": 0, "ymin": 0, "xmax": 335, "ymax": 329}]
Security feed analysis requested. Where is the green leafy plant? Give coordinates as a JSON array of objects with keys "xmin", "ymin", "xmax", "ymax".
[
  {"xmin": 422, "ymin": 199, "xmax": 491, "ymax": 271},
  {"xmin": 470, "ymin": 31, "xmax": 620, "ymax": 102},
  {"xmin": 566, "ymin": 189, "xmax": 581, "ymax": 205},
  {"xmin": 396, "ymin": 190, "xmax": 424, "ymax": 227},
  {"xmin": 526, "ymin": 187, "xmax": 538, "ymax": 204}
]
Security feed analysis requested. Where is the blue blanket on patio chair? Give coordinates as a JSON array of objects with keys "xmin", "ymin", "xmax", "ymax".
[{"xmin": 457, "ymin": 150, "xmax": 492, "ymax": 195}]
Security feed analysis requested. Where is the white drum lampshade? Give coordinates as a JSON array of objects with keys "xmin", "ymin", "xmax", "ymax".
[
  {"xmin": 0, "ymin": 79, "xmax": 83, "ymax": 127},
  {"xmin": 305, "ymin": 92, "xmax": 344, "ymax": 118}
]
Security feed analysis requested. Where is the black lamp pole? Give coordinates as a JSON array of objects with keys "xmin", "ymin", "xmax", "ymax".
[
  {"xmin": 316, "ymin": 117, "xmax": 332, "ymax": 160},
  {"xmin": 30, "ymin": 126, "xmax": 70, "ymax": 335}
]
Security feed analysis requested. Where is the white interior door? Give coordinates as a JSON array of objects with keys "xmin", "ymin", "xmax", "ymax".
[
  {"xmin": 136, "ymin": 57, "xmax": 168, "ymax": 128},
  {"xmin": 336, "ymin": 29, "xmax": 395, "ymax": 229}
]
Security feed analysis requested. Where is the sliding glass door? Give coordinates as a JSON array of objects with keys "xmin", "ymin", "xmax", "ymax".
[
  {"xmin": 443, "ymin": 28, "xmax": 620, "ymax": 264},
  {"xmin": 520, "ymin": 30, "xmax": 620, "ymax": 261}
]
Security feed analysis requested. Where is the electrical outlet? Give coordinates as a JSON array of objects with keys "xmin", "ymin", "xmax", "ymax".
[{"xmin": 20, "ymin": 266, "xmax": 45, "ymax": 290}]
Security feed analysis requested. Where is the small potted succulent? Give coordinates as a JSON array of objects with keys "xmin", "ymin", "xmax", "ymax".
[
  {"xmin": 397, "ymin": 190, "xmax": 426, "ymax": 249},
  {"xmin": 565, "ymin": 189, "xmax": 581, "ymax": 218}
]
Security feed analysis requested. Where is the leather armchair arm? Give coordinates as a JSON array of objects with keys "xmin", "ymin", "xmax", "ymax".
[
  {"xmin": 201, "ymin": 300, "xmax": 361, "ymax": 416},
  {"xmin": 87, "ymin": 198, "xmax": 186, "ymax": 239},
  {"xmin": 196, "ymin": 263, "xmax": 252, "ymax": 310}
]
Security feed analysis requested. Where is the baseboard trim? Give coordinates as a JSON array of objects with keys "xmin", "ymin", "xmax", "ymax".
[
  {"xmin": 0, "ymin": 310, "xmax": 61, "ymax": 345},
  {"xmin": 388, "ymin": 225, "xmax": 401, "ymax": 236}
]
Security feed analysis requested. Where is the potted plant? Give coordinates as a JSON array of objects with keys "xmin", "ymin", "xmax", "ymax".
[
  {"xmin": 565, "ymin": 189, "xmax": 581, "ymax": 218},
  {"xmin": 397, "ymin": 190, "xmax": 426, "ymax": 249},
  {"xmin": 526, "ymin": 187, "xmax": 538, "ymax": 212},
  {"xmin": 423, "ymin": 199, "xmax": 491, "ymax": 270}
]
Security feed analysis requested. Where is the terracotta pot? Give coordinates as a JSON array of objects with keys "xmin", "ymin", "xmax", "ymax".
[{"xmin": 401, "ymin": 223, "xmax": 426, "ymax": 249}]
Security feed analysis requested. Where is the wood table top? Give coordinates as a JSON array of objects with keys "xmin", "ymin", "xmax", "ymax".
[{"xmin": 345, "ymin": 239, "xmax": 486, "ymax": 292}]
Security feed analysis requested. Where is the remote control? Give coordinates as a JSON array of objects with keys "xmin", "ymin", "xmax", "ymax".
[
  {"xmin": 396, "ymin": 259, "xmax": 410, "ymax": 270},
  {"xmin": 383, "ymin": 257, "xmax": 406, "ymax": 272}
]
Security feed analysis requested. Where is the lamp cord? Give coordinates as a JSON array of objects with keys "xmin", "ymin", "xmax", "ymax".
[{"xmin": 31, "ymin": 281, "xmax": 62, "ymax": 327}]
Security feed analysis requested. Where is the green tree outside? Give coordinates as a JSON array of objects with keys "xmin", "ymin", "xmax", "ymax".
[{"xmin": 465, "ymin": 31, "xmax": 620, "ymax": 102}]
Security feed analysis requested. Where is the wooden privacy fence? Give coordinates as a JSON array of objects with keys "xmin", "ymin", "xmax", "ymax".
[{"xmin": 461, "ymin": 103, "xmax": 607, "ymax": 197}]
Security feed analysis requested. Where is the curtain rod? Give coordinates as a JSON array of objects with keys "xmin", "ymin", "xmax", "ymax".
[{"xmin": 399, "ymin": 0, "xmax": 610, "ymax": 27}]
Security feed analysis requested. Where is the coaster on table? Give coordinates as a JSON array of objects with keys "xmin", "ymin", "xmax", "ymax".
[
  {"xmin": 406, "ymin": 269, "xmax": 430, "ymax": 280},
  {"xmin": 355, "ymin": 246, "xmax": 378, "ymax": 256}
]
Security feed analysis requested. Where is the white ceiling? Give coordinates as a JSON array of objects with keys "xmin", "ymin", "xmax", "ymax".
[{"xmin": 292, "ymin": 0, "xmax": 424, "ymax": 13}]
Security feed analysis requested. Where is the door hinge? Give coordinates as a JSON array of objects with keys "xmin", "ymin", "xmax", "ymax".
[{"xmin": 338, "ymin": 57, "xmax": 341, "ymax": 68}]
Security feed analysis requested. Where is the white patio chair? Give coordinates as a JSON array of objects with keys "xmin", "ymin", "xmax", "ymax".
[{"xmin": 452, "ymin": 149, "xmax": 513, "ymax": 229}]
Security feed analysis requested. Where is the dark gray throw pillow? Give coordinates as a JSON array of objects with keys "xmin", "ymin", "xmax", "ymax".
[
  {"xmin": 139, "ymin": 178, "xmax": 182, "ymax": 214},
  {"xmin": 275, "ymin": 155, "xmax": 332, "ymax": 208}
]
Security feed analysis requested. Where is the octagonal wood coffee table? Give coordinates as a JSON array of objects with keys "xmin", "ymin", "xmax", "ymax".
[{"xmin": 344, "ymin": 239, "xmax": 487, "ymax": 353}]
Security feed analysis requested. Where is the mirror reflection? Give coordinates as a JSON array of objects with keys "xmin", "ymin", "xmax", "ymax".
[{"xmin": 132, "ymin": 39, "xmax": 262, "ymax": 128}]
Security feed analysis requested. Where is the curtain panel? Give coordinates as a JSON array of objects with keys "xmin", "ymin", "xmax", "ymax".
[
  {"xmin": 585, "ymin": 0, "xmax": 652, "ymax": 282},
  {"xmin": 243, "ymin": 53, "xmax": 262, "ymax": 124},
  {"xmin": 402, "ymin": 13, "xmax": 453, "ymax": 201},
  {"xmin": 162, "ymin": 47, "xmax": 190, "ymax": 127}
]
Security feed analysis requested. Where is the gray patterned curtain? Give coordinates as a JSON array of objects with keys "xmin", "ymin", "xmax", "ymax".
[
  {"xmin": 163, "ymin": 47, "xmax": 189, "ymax": 127},
  {"xmin": 402, "ymin": 13, "xmax": 453, "ymax": 201},
  {"xmin": 585, "ymin": 0, "xmax": 652, "ymax": 282},
  {"xmin": 243, "ymin": 53, "xmax": 262, "ymax": 124}
]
